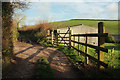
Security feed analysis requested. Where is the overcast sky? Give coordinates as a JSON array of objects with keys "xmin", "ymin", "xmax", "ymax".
[{"xmin": 16, "ymin": 0, "xmax": 119, "ymax": 26}]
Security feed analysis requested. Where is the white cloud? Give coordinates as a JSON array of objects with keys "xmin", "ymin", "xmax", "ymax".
[
  {"xmin": 20, "ymin": 16, "xmax": 41, "ymax": 26},
  {"xmin": 37, "ymin": 3, "xmax": 51, "ymax": 18},
  {"xmin": 66, "ymin": 2, "xmax": 118, "ymax": 20},
  {"xmin": 106, "ymin": 3, "xmax": 118, "ymax": 11},
  {"xmin": 105, "ymin": 3, "xmax": 118, "ymax": 19},
  {"xmin": 22, "ymin": 2, "xmax": 118, "ymax": 26}
]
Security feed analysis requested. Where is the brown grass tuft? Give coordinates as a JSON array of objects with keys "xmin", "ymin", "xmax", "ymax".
[{"xmin": 20, "ymin": 21, "xmax": 53, "ymax": 31}]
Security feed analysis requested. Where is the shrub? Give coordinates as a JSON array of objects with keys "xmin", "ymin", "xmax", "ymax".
[
  {"xmin": 2, "ymin": 2, "xmax": 14, "ymax": 73},
  {"xmin": 19, "ymin": 22, "xmax": 53, "ymax": 44},
  {"xmin": 105, "ymin": 35, "xmax": 115, "ymax": 43}
]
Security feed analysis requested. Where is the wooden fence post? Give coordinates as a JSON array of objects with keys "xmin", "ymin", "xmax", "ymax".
[
  {"xmin": 78, "ymin": 36, "xmax": 80, "ymax": 56},
  {"xmin": 56, "ymin": 33, "xmax": 58, "ymax": 46},
  {"xmin": 57, "ymin": 30, "xmax": 60, "ymax": 46},
  {"xmin": 98, "ymin": 22, "xmax": 105, "ymax": 69},
  {"xmin": 54, "ymin": 30, "xmax": 57, "ymax": 45},
  {"xmin": 85, "ymin": 35, "xmax": 89, "ymax": 64},
  {"xmin": 47, "ymin": 30, "xmax": 50, "ymax": 42},
  {"xmin": 51, "ymin": 30, "xmax": 54, "ymax": 44},
  {"xmin": 69, "ymin": 30, "xmax": 71, "ymax": 48},
  {"xmin": 84, "ymin": 34, "xmax": 89, "ymax": 64}
]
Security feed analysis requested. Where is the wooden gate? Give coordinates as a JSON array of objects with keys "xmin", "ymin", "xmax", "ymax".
[
  {"xmin": 57, "ymin": 27, "xmax": 71, "ymax": 47},
  {"xmin": 47, "ymin": 27, "xmax": 71, "ymax": 46}
]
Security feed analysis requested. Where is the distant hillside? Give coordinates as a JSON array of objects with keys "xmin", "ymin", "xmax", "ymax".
[
  {"xmin": 20, "ymin": 19, "xmax": 118, "ymax": 34},
  {"xmin": 71, "ymin": 19, "xmax": 118, "ymax": 21},
  {"xmin": 50, "ymin": 19, "xmax": 118, "ymax": 34}
]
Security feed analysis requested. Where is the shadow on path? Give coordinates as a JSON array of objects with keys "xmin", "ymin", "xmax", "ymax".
[
  {"xmin": 25, "ymin": 47, "xmax": 47, "ymax": 61},
  {"xmin": 3, "ymin": 42, "xmax": 84, "ymax": 79},
  {"xmin": 15, "ymin": 45, "xmax": 35, "ymax": 55}
]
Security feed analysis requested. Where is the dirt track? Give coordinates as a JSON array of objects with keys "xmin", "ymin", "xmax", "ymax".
[{"xmin": 3, "ymin": 41, "xmax": 81, "ymax": 79}]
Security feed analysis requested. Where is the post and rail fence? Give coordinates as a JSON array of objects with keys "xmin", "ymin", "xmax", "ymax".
[{"xmin": 47, "ymin": 22, "xmax": 108, "ymax": 69}]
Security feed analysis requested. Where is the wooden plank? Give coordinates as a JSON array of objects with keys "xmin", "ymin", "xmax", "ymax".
[
  {"xmin": 58, "ymin": 40, "xmax": 69, "ymax": 41},
  {"xmin": 98, "ymin": 22, "xmax": 105, "ymax": 69},
  {"xmin": 58, "ymin": 37, "xmax": 69, "ymax": 38},
  {"xmin": 71, "ymin": 40, "xmax": 108, "ymax": 53},
  {"xmin": 71, "ymin": 46, "xmax": 108, "ymax": 68},
  {"xmin": 58, "ymin": 33, "xmax": 69, "ymax": 34},
  {"xmin": 71, "ymin": 33, "xmax": 108, "ymax": 37},
  {"xmin": 58, "ymin": 42, "xmax": 69, "ymax": 45}
]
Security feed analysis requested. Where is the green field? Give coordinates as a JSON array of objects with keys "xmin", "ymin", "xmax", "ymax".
[{"xmin": 51, "ymin": 19, "xmax": 118, "ymax": 34}]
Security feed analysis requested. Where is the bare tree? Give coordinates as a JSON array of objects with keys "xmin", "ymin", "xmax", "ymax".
[{"xmin": 13, "ymin": 9, "xmax": 26, "ymax": 28}]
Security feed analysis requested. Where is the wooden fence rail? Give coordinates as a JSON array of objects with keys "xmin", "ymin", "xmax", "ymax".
[
  {"xmin": 71, "ymin": 33, "xmax": 108, "ymax": 37},
  {"xmin": 71, "ymin": 46, "xmax": 108, "ymax": 68},
  {"xmin": 71, "ymin": 40, "xmax": 108, "ymax": 53},
  {"xmin": 47, "ymin": 22, "xmax": 108, "ymax": 69}
]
